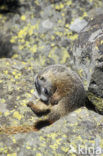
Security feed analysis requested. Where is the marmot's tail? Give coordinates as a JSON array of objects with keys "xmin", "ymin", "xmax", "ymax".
[
  {"xmin": 0, "ymin": 125, "xmax": 38, "ymax": 135},
  {"xmin": 0, "ymin": 120, "xmax": 54, "ymax": 135}
]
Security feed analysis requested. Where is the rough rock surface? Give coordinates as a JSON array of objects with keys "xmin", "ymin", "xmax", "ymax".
[
  {"xmin": 0, "ymin": 0, "xmax": 103, "ymax": 66},
  {"xmin": 0, "ymin": 59, "xmax": 37, "ymax": 127},
  {"xmin": 88, "ymin": 56, "xmax": 103, "ymax": 113},
  {"xmin": 73, "ymin": 15, "xmax": 103, "ymax": 112},
  {"xmin": 0, "ymin": 58, "xmax": 103, "ymax": 156},
  {"xmin": 0, "ymin": 0, "xmax": 103, "ymax": 155}
]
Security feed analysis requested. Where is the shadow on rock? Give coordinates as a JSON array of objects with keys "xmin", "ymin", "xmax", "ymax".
[
  {"xmin": 85, "ymin": 96, "xmax": 103, "ymax": 115},
  {"xmin": 0, "ymin": 0, "xmax": 22, "ymax": 13},
  {"xmin": 0, "ymin": 35, "xmax": 13, "ymax": 58}
]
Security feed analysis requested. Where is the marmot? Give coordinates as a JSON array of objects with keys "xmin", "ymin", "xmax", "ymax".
[
  {"xmin": 0, "ymin": 64, "xmax": 85, "ymax": 134},
  {"xmin": 27, "ymin": 64, "xmax": 85, "ymax": 130}
]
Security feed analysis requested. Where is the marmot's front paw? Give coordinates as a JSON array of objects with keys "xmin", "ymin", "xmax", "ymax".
[{"xmin": 27, "ymin": 101, "xmax": 34, "ymax": 108}]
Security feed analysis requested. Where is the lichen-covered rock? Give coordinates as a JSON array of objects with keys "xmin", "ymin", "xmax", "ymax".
[
  {"xmin": 0, "ymin": 0, "xmax": 103, "ymax": 66},
  {"xmin": 0, "ymin": 58, "xmax": 103, "ymax": 156},
  {"xmin": 0, "ymin": 34, "xmax": 13, "ymax": 58},
  {"xmin": 73, "ymin": 14, "xmax": 103, "ymax": 112},
  {"xmin": 88, "ymin": 56, "xmax": 103, "ymax": 112},
  {"xmin": 0, "ymin": 58, "xmax": 38, "ymax": 127},
  {"xmin": 0, "ymin": 0, "xmax": 103, "ymax": 155},
  {"xmin": 89, "ymin": 57, "xmax": 103, "ymax": 98}
]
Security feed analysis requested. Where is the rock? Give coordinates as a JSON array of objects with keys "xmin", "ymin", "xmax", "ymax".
[
  {"xmin": 89, "ymin": 57, "xmax": 103, "ymax": 98},
  {"xmin": 73, "ymin": 14, "xmax": 103, "ymax": 112},
  {"xmin": 0, "ymin": 58, "xmax": 39, "ymax": 127},
  {"xmin": 1, "ymin": 107, "xmax": 103, "ymax": 155},
  {"xmin": 0, "ymin": 0, "xmax": 20, "ymax": 13},
  {"xmin": 42, "ymin": 19, "xmax": 53, "ymax": 29},
  {"xmin": 0, "ymin": 0, "xmax": 103, "ymax": 155},
  {"xmin": 0, "ymin": 58, "xmax": 103, "ymax": 155},
  {"xmin": 0, "ymin": 0, "xmax": 102, "ymax": 66},
  {"xmin": 0, "ymin": 34, "xmax": 13, "ymax": 58},
  {"xmin": 69, "ymin": 18, "xmax": 88, "ymax": 33},
  {"xmin": 88, "ymin": 56, "xmax": 103, "ymax": 112}
]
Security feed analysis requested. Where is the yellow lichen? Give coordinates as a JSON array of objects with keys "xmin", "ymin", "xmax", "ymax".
[
  {"xmin": 1, "ymin": 99, "xmax": 6, "ymax": 103},
  {"xmin": 30, "ymin": 44, "xmax": 37, "ymax": 53},
  {"xmin": 50, "ymin": 143, "xmax": 58, "ymax": 150},
  {"xmin": 49, "ymin": 133, "xmax": 57, "ymax": 139},
  {"xmin": 36, "ymin": 153, "xmax": 42, "ymax": 156},
  {"xmin": 26, "ymin": 146, "xmax": 31, "ymax": 149},
  {"xmin": 49, "ymin": 47, "xmax": 58, "ymax": 64},
  {"xmin": 20, "ymin": 99, "xmax": 28, "ymax": 106},
  {"xmin": 0, "ymin": 14, "xmax": 2, "ymax": 19},
  {"xmin": 14, "ymin": 73, "xmax": 21, "ymax": 79},
  {"xmin": 66, "ymin": 0, "xmax": 72, "ymax": 6},
  {"xmin": 60, "ymin": 48, "xmax": 70, "ymax": 64},
  {"xmin": 3, "ymin": 70, "xmax": 8, "ymax": 74},
  {"xmin": 78, "ymin": 69, "xmax": 83, "ymax": 77},
  {"xmin": 55, "ymin": 31, "xmax": 63, "ymax": 37},
  {"xmin": 10, "ymin": 38, "xmax": 16, "ymax": 43},
  {"xmin": 25, "ymin": 93, "xmax": 32, "ymax": 98},
  {"xmin": 4, "ymin": 111, "xmax": 10, "ymax": 117},
  {"xmin": 7, "ymin": 153, "xmax": 17, "ymax": 156},
  {"xmin": 70, "ymin": 34, "xmax": 78, "ymax": 40},
  {"xmin": 56, "ymin": 138, "xmax": 62, "ymax": 145},
  {"xmin": 0, "ymin": 80, "xmax": 3, "ymax": 83},
  {"xmin": 31, "ymin": 89, "xmax": 35, "ymax": 94},
  {"xmin": 18, "ymin": 45, "xmax": 24, "ymax": 50},
  {"xmin": 61, "ymin": 146, "xmax": 69, "ymax": 152},
  {"xmin": 40, "ymin": 136, "xmax": 45, "ymax": 141},
  {"xmin": 21, "ymin": 15, "xmax": 26, "ymax": 21},
  {"xmin": 12, "ymin": 120, "xmax": 18, "ymax": 125},
  {"xmin": 65, "ymin": 24, "xmax": 69, "ymax": 28},
  {"xmin": 83, "ymin": 12, "xmax": 88, "ymax": 17},
  {"xmin": 13, "ymin": 111, "xmax": 22, "ymax": 120},
  {"xmin": 61, "ymin": 13, "xmax": 65, "ymax": 16},
  {"xmin": 12, "ymin": 54, "xmax": 19, "ymax": 59},
  {"xmin": 12, "ymin": 137, "xmax": 16, "ymax": 143},
  {"xmin": 0, "ymin": 147, "xmax": 4, "ymax": 152},
  {"xmin": 51, "ymin": 35, "xmax": 55, "ymax": 40},
  {"xmin": 55, "ymin": 3, "xmax": 64, "ymax": 10}
]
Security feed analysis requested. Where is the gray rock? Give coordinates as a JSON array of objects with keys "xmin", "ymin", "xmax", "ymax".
[
  {"xmin": 0, "ymin": 0, "xmax": 103, "ymax": 155},
  {"xmin": 42, "ymin": 19, "xmax": 53, "ymax": 29},
  {"xmin": 73, "ymin": 14, "xmax": 103, "ymax": 112},
  {"xmin": 69, "ymin": 18, "xmax": 88, "ymax": 33},
  {"xmin": 0, "ymin": 58, "xmax": 103, "ymax": 156},
  {"xmin": 89, "ymin": 57, "xmax": 103, "ymax": 98}
]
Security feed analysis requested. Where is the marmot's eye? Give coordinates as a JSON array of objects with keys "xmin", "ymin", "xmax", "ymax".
[{"xmin": 40, "ymin": 76, "xmax": 45, "ymax": 81}]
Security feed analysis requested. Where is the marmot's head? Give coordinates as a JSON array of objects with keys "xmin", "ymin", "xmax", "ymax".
[{"xmin": 35, "ymin": 72, "xmax": 56, "ymax": 104}]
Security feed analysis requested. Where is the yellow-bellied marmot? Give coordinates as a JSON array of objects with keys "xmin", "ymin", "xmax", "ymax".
[{"xmin": 27, "ymin": 64, "xmax": 85, "ymax": 130}]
